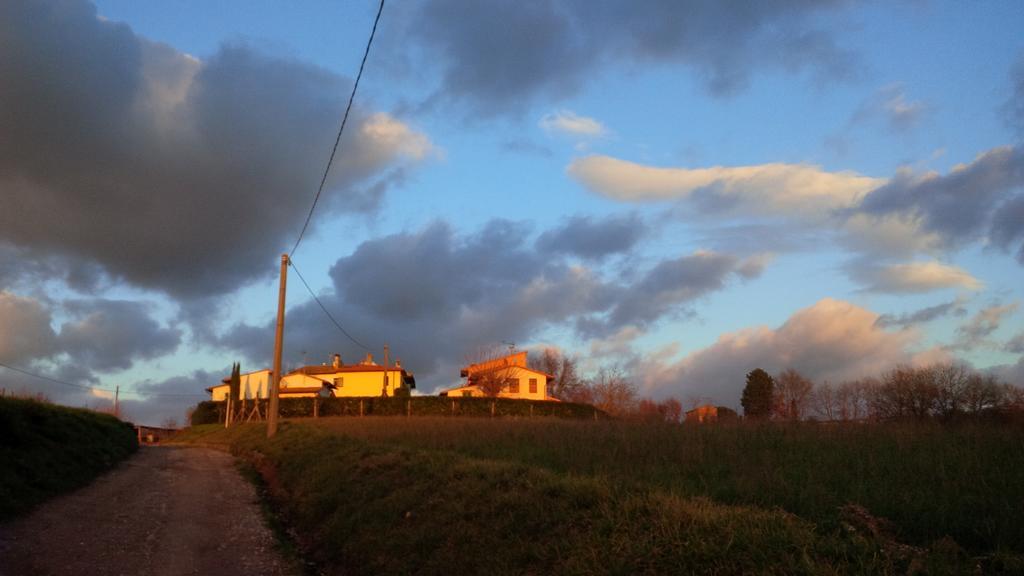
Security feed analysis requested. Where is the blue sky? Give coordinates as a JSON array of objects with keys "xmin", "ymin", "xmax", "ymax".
[{"xmin": 1, "ymin": 0, "xmax": 1022, "ymax": 423}]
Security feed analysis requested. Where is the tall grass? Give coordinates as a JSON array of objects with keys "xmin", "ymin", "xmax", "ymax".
[
  {"xmin": 0, "ymin": 397, "xmax": 137, "ymax": 519},
  {"xmin": 177, "ymin": 418, "xmax": 1024, "ymax": 574},
  {"xmin": 301, "ymin": 417, "xmax": 1024, "ymax": 554}
]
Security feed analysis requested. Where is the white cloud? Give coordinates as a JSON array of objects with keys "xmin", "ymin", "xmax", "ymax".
[
  {"xmin": 956, "ymin": 302, "xmax": 1019, "ymax": 350},
  {"xmin": 539, "ymin": 110, "xmax": 608, "ymax": 137},
  {"xmin": 361, "ymin": 112, "xmax": 439, "ymax": 161},
  {"xmin": 851, "ymin": 260, "xmax": 983, "ymax": 293},
  {"xmin": 634, "ymin": 298, "xmax": 949, "ymax": 405},
  {"xmin": 568, "ymin": 155, "xmax": 884, "ymax": 219}
]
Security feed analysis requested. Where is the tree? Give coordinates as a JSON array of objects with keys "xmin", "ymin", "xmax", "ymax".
[
  {"xmin": 812, "ymin": 381, "xmax": 839, "ymax": 421},
  {"xmin": 740, "ymin": 368, "xmax": 774, "ymax": 419},
  {"xmin": 773, "ymin": 368, "xmax": 813, "ymax": 420},
  {"xmin": 590, "ymin": 366, "xmax": 637, "ymax": 417},
  {"xmin": 529, "ymin": 348, "xmax": 586, "ymax": 401},
  {"xmin": 636, "ymin": 397, "xmax": 683, "ymax": 423},
  {"xmin": 465, "ymin": 345, "xmax": 521, "ymax": 397}
]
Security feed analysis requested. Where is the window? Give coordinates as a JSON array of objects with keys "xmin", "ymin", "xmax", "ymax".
[
  {"xmin": 333, "ymin": 377, "xmax": 344, "ymax": 388},
  {"xmin": 462, "ymin": 391, "xmax": 473, "ymax": 397},
  {"xmin": 529, "ymin": 378, "xmax": 537, "ymax": 394},
  {"xmin": 508, "ymin": 379, "xmax": 520, "ymax": 394}
]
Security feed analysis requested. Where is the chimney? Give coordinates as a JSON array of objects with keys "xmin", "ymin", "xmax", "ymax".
[
  {"xmin": 362, "ymin": 353, "xmax": 375, "ymax": 365},
  {"xmin": 332, "ymin": 353, "xmax": 341, "ymax": 369},
  {"xmin": 395, "ymin": 359, "xmax": 402, "ymax": 369}
]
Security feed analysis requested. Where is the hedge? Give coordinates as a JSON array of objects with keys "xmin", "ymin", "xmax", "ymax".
[{"xmin": 190, "ymin": 396, "xmax": 606, "ymax": 426}]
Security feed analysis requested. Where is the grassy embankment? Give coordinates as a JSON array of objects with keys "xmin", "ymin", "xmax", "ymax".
[
  {"xmin": 0, "ymin": 397, "xmax": 137, "ymax": 520},
  {"xmin": 177, "ymin": 418, "xmax": 1024, "ymax": 575}
]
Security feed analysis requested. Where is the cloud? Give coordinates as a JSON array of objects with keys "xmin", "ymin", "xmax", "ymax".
[
  {"xmin": 119, "ymin": 369, "xmax": 222, "ymax": 426},
  {"xmin": 602, "ymin": 250, "xmax": 762, "ymax": 332},
  {"xmin": 220, "ymin": 218, "xmax": 759, "ymax": 392},
  {"xmin": 634, "ymin": 298, "xmax": 949, "ymax": 405},
  {"xmin": 568, "ymin": 155, "xmax": 883, "ymax": 219},
  {"xmin": 58, "ymin": 299, "xmax": 182, "ymax": 371},
  {"xmin": 0, "ymin": 292, "xmax": 58, "ymax": 363},
  {"xmin": 0, "ymin": 0, "xmax": 433, "ymax": 299},
  {"xmin": 848, "ymin": 260, "xmax": 982, "ymax": 294},
  {"xmin": 539, "ymin": 110, "xmax": 608, "ymax": 137},
  {"xmin": 535, "ymin": 214, "xmax": 643, "ymax": 261},
  {"xmin": 955, "ymin": 302, "xmax": 1019, "ymax": 350},
  {"xmin": 1005, "ymin": 331, "xmax": 1024, "ymax": 354},
  {"xmin": 0, "ymin": 291, "xmax": 181, "ymax": 374},
  {"xmin": 404, "ymin": 0, "xmax": 857, "ymax": 114},
  {"xmin": 571, "ymin": 145, "xmax": 1024, "ymax": 267},
  {"xmin": 874, "ymin": 296, "xmax": 969, "ymax": 329},
  {"xmin": 853, "ymin": 83, "xmax": 927, "ymax": 132},
  {"xmin": 856, "ymin": 146, "xmax": 1024, "ymax": 256}
]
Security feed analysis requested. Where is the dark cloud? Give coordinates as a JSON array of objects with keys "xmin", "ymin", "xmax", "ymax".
[
  {"xmin": 221, "ymin": 218, "xmax": 756, "ymax": 392},
  {"xmin": 856, "ymin": 146, "xmax": 1024, "ymax": 255},
  {"xmin": 58, "ymin": 299, "xmax": 182, "ymax": 371},
  {"xmin": 404, "ymin": 0, "xmax": 857, "ymax": 114},
  {"xmin": 0, "ymin": 292, "xmax": 58, "ymax": 363},
  {"xmin": 0, "ymin": 0, "xmax": 429, "ymax": 300},
  {"xmin": 874, "ymin": 297, "xmax": 968, "ymax": 329},
  {"xmin": 605, "ymin": 251, "xmax": 754, "ymax": 330},
  {"xmin": 122, "ymin": 369, "xmax": 223, "ymax": 426},
  {"xmin": 1005, "ymin": 332, "xmax": 1024, "ymax": 355},
  {"xmin": 535, "ymin": 214, "xmax": 643, "ymax": 261},
  {"xmin": 0, "ymin": 291, "xmax": 181, "ymax": 375},
  {"xmin": 990, "ymin": 194, "xmax": 1024, "ymax": 264}
]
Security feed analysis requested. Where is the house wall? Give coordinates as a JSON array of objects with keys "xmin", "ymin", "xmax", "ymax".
[
  {"xmin": 209, "ymin": 384, "xmax": 230, "ymax": 401},
  {"xmin": 444, "ymin": 369, "xmax": 549, "ymax": 400},
  {"xmin": 282, "ymin": 369, "xmax": 409, "ymax": 397},
  {"xmin": 239, "ymin": 370, "xmax": 271, "ymax": 399}
]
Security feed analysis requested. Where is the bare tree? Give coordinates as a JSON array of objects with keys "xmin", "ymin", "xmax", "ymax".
[
  {"xmin": 464, "ymin": 344, "xmax": 522, "ymax": 397},
  {"xmin": 933, "ymin": 363, "xmax": 972, "ymax": 417},
  {"xmin": 773, "ymin": 368, "xmax": 813, "ymax": 420},
  {"xmin": 962, "ymin": 373, "xmax": 1006, "ymax": 413},
  {"xmin": 811, "ymin": 381, "xmax": 839, "ymax": 421},
  {"xmin": 590, "ymin": 366, "xmax": 637, "ymax": 417},
  {"xmin": 529, "ymin": 347, "xmax": 586, "ymax": 400}
]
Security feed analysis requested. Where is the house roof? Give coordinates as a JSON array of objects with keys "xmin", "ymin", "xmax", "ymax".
[
  {"xmin": 461, "ymin": 351, "xmax": 528, "ymax": 375},
  {"xmin": 287, "ymin": 364, "xmax": 412, "ymax": 376}
]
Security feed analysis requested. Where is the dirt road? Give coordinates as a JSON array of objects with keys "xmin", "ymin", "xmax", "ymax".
[{"xmin": 0, "ymin": 446, "xmax": 295, "ymax": 576}]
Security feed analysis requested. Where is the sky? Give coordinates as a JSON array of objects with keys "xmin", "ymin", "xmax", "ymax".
[{"xmin": 1, "ymin": 0, "xmax": 1023, "ymax": 424}]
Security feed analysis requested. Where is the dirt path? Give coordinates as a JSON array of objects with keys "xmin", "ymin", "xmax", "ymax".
[{"xmin": 0, "ymin": 446, "xmax": 296, "ymax": 576}]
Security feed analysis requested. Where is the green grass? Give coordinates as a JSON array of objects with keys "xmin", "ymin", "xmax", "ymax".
[
  {"xmin": 0, "ymin": 397, "xmax": 138, "ymax": 520},
  {"xmin": 176, "ymin": 418, "xmax": 1024, "ymax": 574}
]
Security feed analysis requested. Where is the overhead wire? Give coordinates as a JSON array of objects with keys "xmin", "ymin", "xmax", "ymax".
[
  {"xmin": 289, "ymin": 0, "xmax": 386, "ymax": 258},
  {"xmin": 4, "ymin": 4, "xmax": 387, "ymax": 406},
  {"xmin": 290, "ymin": 258, "xmax": 371, "ymax": 352},
  {"xmin": 0, "ymin": 361, "xmax": 207, "ymax": 398}
]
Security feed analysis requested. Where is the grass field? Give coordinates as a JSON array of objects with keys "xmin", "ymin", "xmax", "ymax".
[
  {"xmin": 0, "ymin": 397, "xmax": 137, "ymax": 520},
  {"xmin": 177, "ymin": 417, "xmax": 1024, "ymax": 575}
]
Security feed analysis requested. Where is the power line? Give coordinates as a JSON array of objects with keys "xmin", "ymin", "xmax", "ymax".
[
  {"xmin": 290, "ymin": 258, "xmax": 371, "ymax": 351},
  {"xmin": 290, "ymin": 0, "xmax": 386, "ymax": 257},
  {"xmin": 0, "ymin": 361, "xmax": 108, "ymax": 392},
  {"xmin": 0, "ymin": 362, "xmax": 207, "ymax": 398}
]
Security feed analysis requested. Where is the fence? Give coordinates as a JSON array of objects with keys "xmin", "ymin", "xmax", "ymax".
[{"xmin": 190, "ymin": 396, "xmax": 606, "ymax": 426}]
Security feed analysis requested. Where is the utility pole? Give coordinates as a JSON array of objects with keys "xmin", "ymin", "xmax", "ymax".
[
  {"xmin": 113, "ymin": 385, "xmax": 120, "ymax": 419},
  {"xmin": 267, "ymin": 254, "xmax": 288, "ymax": 438},
  {"xmin": 382, "ymin": 344, "xmax": 389, "ymax": 396}
]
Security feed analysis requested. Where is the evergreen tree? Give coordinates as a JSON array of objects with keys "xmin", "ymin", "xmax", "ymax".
[{"xmin": 741, "ymin": 368, "xmax": 774, "ymax": 419}]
